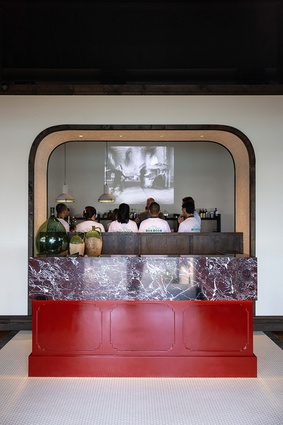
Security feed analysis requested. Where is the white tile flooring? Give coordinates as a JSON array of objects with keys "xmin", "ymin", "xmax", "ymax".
[{"xmin": 0, "ymin": 331, "xmax": 283, "ymax": 425}]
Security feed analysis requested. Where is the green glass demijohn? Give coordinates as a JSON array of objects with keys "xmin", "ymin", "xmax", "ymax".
[{"xmin": 36, "ymin": 207, "xmax": 68, "ymax": 255}]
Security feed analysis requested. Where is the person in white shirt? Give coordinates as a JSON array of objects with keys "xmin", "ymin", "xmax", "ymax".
[
  {"xmin": 56, "ymin": 203, "xmax": 70, "ymax": 232},
  {"xmin": 139, "ymin": 202, "xmax": 171, "ymax": 233},
  {"xmin": 135, "ymin": 197, "xmax": 165, "ymax": 227},
  {"xmin": 178, "ymin": 202, "xmax": 201, "ymax": 232},
  {"xmin": 108, "ymin": 203, "xmax": 138, "ymax": 232},
  {"xmin": 178, "ymin": 196, "xmax": 201, "ymax": 226},
  {"xmin": 76, "ymin": 206, "xmax": 105, "ymax": 233}
]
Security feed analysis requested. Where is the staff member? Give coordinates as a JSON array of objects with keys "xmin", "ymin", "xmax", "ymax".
[
  {"xmin": 76, "ymin": 206, "xmax": 105, "ymax": 233},
  {"xmin": 178, "ymin": 202, "xmax": 201, "ymax": 232},
  {"xmin": 56, "ymin": 203, "xmax": 70, "ymax": 232},
  {"xmin": 139, "ymin": 202, "xmax": 170, "ymax": 233},
  {"xmin": 135, "ymin": 197, "xmax": 165, "ymax": 226}
]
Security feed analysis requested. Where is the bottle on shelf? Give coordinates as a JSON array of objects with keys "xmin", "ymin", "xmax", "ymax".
[
  {"xmin": 214, "ymin": 208, "xmax": 219, "ymax": 217},
  {"xmin": 70, "ymin": 217, "xmax": 77, "ymax": 231}
]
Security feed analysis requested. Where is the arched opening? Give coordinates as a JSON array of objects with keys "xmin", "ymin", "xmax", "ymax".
[{"xmin": 28, "ymin": 125, "xmax": 255, "ymax": 256}]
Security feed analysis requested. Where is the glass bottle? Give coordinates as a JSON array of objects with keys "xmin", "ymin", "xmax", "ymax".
[
  {"xmin": 70, "ymin": 216, "xmax": 77, "ymax": 232},
  {"xmin": 35, "ymin": 207, "xmax": 68, "ymax": 255}
]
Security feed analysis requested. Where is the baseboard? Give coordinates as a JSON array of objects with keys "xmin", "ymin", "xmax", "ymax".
[
  {"xmin": 254, "ymin": 316, "xmax": 283, "ymax": 331},
  {"xmin": 0, "ymin": 316, "xmax": 32, "ymax": 330}
]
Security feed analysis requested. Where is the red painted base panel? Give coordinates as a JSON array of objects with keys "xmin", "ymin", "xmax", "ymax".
[
  {"xmin": 29, "ymin": 300, "xmax": 257, "ymax": 378},
  {"xmin": 29, "ymin": 354, "xmax": 257, "ymax": 378}
]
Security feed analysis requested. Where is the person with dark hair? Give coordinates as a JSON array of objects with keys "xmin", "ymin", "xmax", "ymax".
[
  {"xmin": 108, "ymin": 203, "xmax": 138, "ymax": 232},
  {"xmin": 178, "ymin": 202, "xmax": 201, "ymax": 232},
  {"xmin": 182, "ymin": 196, "xmax": 195, "ymax": 206},
  {"xmin": 106, "ymin": 208, "xmax": 119, "ymax": 230},
  {"xmin": 56, "ymin": 203, "xmax": 70, "ymax": 232},
  {"xmin": 76, "ymin": 206, "xmax": 105, "ymax": 233},
  {"xmin": 178, "ymin": 196, "xmax": 201, "ymax": 226},
  {"xmin": 135, "ymin": 197, "xmax": 164, "ymax": 226},
  {"xmin": 139, "ymin": 202, "xmax": 171, "ymax": 233}
]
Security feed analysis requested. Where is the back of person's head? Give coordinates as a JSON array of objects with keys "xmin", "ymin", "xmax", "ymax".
[
  {"xmin": 56, "ymin": 203, "xmax": 67, "ymax": 216},
  {"xmin": 182, "ymin": 202, "xmax": 195, "ymax": 215},
  {"xmin": 83, "ymin": 206, "xmax": 96, "ymax": 219},
  {"xmin": 149, "ymin": 202, "xmax": 160, "ymax": 216},
  {"xmin": 182, "ymin": 196, "xmax": 195, "ymax": 210},
  {"xmin": 111, "ymin": 208, "xmax": 119, "ymax": 221},
  {"xmin": 117, "ymin": 203, "xmax": 130, "ymax": 223},
  {"xmin": 146, "ymin": 197, "xmax": 155, "ymax": 209}
]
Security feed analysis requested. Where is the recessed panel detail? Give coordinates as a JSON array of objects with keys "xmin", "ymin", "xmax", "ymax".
[
  {"xmin": 35, "ymin": 302, "xmax": 102, "ymax": 352},
  {"xmin": 183, "ymin": 303, "xmax": 250, "ymax": 353},
  {"xmin": 110, "ymin": 303, "xmax": 175, "ymax": 351}
]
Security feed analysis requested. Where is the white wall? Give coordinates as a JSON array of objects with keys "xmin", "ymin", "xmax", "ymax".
[
  {"xmin": 0, "ymin": 95, "xmax": 282, "ymax": 315},
  {"xmin": 48, "ymin": 141, "xmax": 234, "ymax": 230}
]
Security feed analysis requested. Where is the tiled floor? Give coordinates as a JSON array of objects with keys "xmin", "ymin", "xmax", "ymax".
[{"xmin": 1, "ymin": 331, "xmax": 283, "ymax": 424}]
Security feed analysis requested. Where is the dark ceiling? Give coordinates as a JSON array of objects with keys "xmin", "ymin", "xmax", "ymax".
[{"xmin": 1, "ymin": 0, "xmax": 283, "ymax": 94}]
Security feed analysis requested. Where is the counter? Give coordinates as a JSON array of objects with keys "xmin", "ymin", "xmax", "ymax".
[
  {"xmin": 29, "ymin": 256, "xmax": 256, "ymax": 301},
  {"xmin": 28, "ymin": 255, "xmax": 257, "ymax": 377}
]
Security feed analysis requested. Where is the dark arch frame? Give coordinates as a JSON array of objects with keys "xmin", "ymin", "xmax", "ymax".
[{"xmin": 28, "ymin": 124, "xmax": 255, "ymax": 257}]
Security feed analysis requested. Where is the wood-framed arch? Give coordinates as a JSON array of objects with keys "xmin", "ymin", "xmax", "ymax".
[{"xmin": 28, "ymin": 124, "xmax": 255, "ymax": 257}]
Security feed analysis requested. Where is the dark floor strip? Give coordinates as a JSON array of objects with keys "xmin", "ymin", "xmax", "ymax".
[
  {"xmin": 264, "ymin": 331, "xmax": 283, "ymax": 350},
  {"xmin": 0, "ymin": 331, "xmax": 18, "ymax": 349}
]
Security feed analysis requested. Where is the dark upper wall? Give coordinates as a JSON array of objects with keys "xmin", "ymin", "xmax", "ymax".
[{"xmin": 1, "ymin": 0, "xmax": 283, "ymax": 95}]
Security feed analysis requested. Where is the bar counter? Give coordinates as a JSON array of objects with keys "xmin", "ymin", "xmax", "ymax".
[
  {"xmin": 28, "ymin": 255, "xmax": 257, "ymax": 378},
  {"xmin": 29, "ymin": 255, "xmax": 257, "ymax": 301}
]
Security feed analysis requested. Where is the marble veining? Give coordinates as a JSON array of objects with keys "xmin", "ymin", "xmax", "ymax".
[{"xmin": 29, "ymin": 256, "xmax": 257, "ymax": 301}]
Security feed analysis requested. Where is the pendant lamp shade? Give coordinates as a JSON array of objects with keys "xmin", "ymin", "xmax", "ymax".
[
  {"xmin": 98, "ymin": 142, "xmax": 115, "ymax": 203},
  {"xmin": 98, "ymin": 184, "xmax": 115, "ymax": 203},
  {"xmin": 56, "ymin": 144, "xmax": 75, "ymax": 203},
  {"xmin": 56, "ymin": 184, "xmax": 75, "ymax": 203}
]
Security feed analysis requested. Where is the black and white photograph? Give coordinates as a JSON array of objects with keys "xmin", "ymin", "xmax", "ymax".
[{"xmin": 107, "ymin": 145, "xmax": 174, "ymax": 204}]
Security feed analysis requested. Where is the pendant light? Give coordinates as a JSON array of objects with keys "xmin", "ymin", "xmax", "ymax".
[
  {"xmin": 56, "ymin": 144, "xmax": 75, "ymax": 203},
  {"xmin": 98, "ymin": 142, "xmax": 115, "ymax": 203}
]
